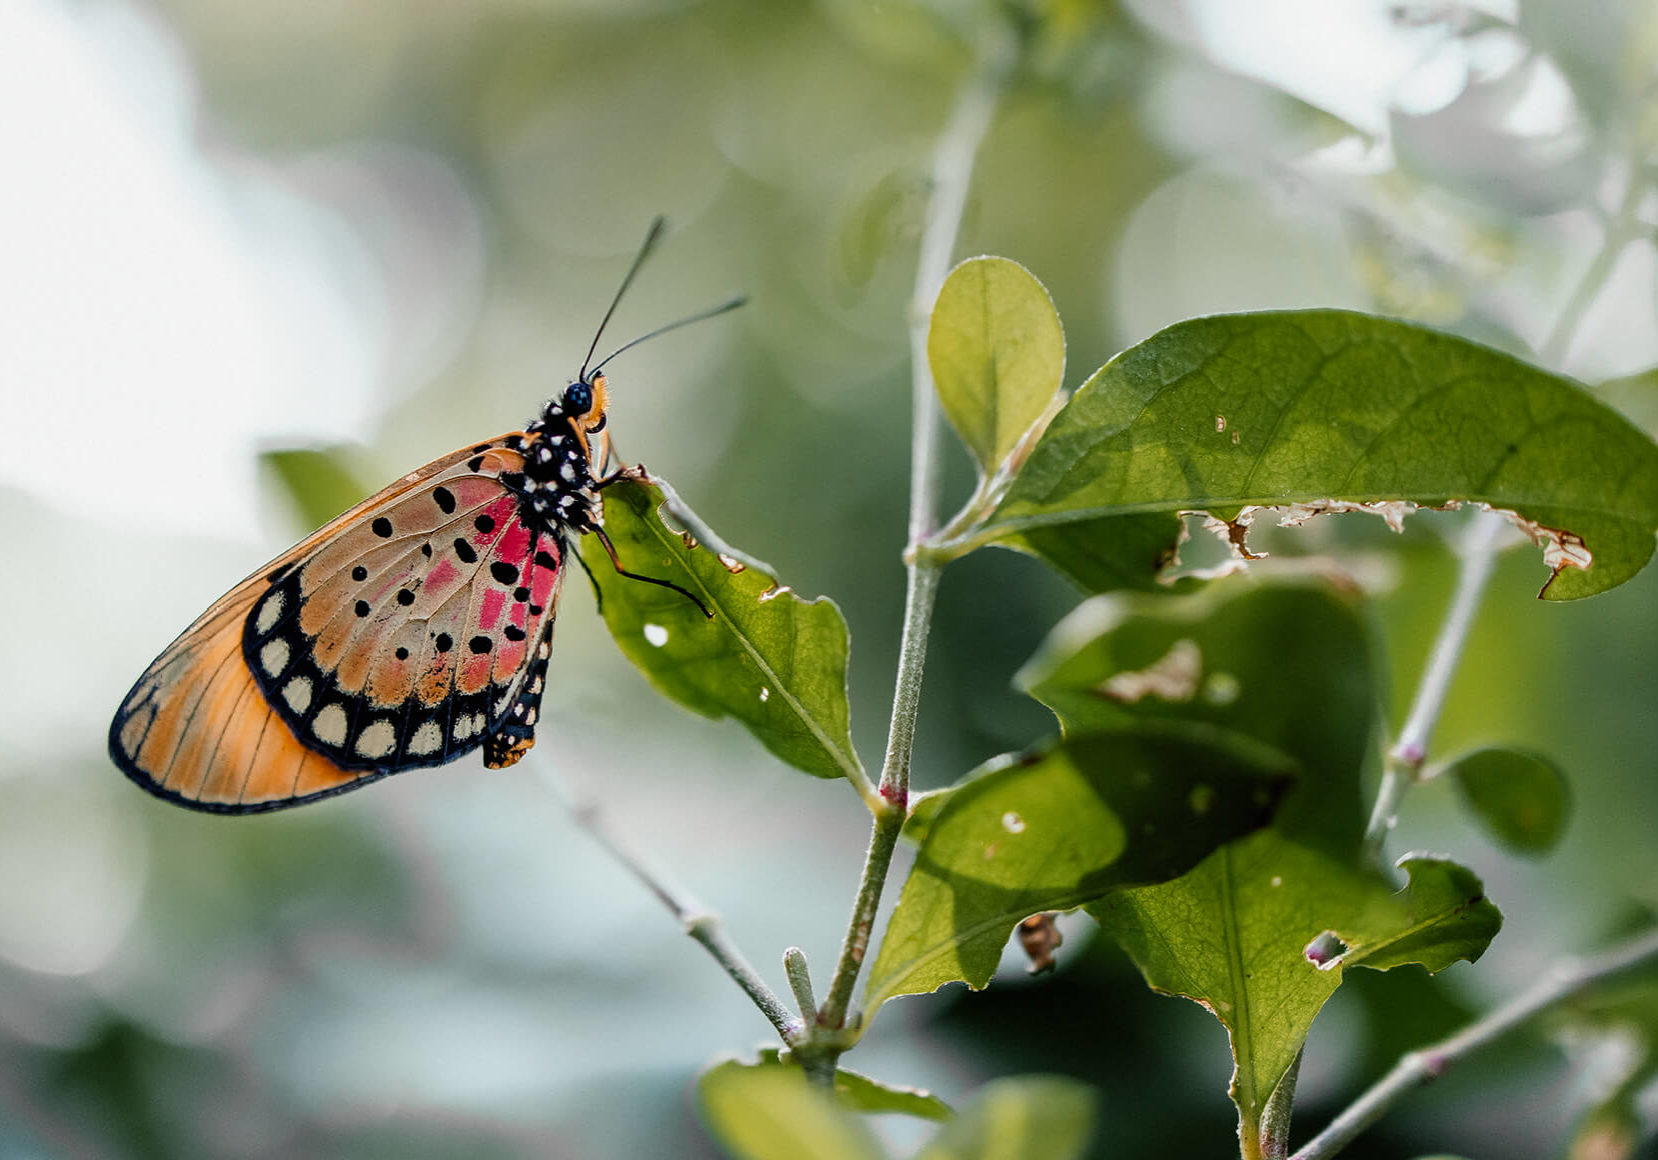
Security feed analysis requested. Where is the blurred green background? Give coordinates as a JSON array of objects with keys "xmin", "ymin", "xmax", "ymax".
[{"xmin": 2, "ymin": 0, "xmax": 1656, "ymax": 1156}]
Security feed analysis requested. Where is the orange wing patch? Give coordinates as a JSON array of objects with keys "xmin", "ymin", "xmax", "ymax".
[{"xmin": 110, "ymin": 577, "xmax": 367, "ymax": 812}]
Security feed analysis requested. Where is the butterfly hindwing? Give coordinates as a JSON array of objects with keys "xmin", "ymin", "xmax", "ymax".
[{"xmin": 110, "ymin": 436, "xmax": 565, "ymax": 813}]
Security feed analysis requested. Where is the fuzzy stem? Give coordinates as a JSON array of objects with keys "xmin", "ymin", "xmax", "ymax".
[
  {"xmin": 1290, "ymin": 926, "xmax": 1658, "ymax": 1160},
  {"xmin": 814, "ymin": 34, "xmax": 1011, "ymax": 1041}
]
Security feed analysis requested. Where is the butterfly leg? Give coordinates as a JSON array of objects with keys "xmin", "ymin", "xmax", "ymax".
[{"xmin": 483, "ymin": 622, "xmax": 554, "ymax": 769}]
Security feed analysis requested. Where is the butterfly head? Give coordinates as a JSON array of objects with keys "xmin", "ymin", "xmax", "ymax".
[{"xmin": 540, "ymin": 371, "xmax": 611, "ymax": 475}]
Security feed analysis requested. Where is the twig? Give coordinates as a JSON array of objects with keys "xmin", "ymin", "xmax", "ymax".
[
  {"xmin": 1362, "ymin": 508, "xmax": 1504, "ymax": 858},
  {"xmin": 1290, "ymin": 926, "xmax": 1658, "ymax": 1160},
  {"xmin": 537, "ymin": 761, "xmax": 802, "ymax": 1044},
  {"xmin": 814, "ymin": 30, "xmax": 1013, "ymax": 1039},
  {"xmin": 1361, "ymin": 157, "xmax": 1649, "ymax": 860}
]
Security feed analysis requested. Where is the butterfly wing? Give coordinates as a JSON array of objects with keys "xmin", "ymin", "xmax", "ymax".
[{"xmin": 110, "ymin": 438, "xmax": 567, "ymax": 814}]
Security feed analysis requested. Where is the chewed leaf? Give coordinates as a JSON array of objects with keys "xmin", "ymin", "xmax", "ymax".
[
  {"xmin": 929, "ymin": 257, "xmax": 1066, "ymax": 475},
  {"xmin": 864, "ymin": 725, "xmax": 1294, "ymax": 1011},
  {"xmin": 1443, "ymin": 746, "xmax": 1570, "ymax": 856},
  {"xmin": 582, "ymin": 473, "xmax": 864, "ymax": 783},
  {"xmin": 1333, "ymin": 856, "xmax": 1503, "ymax": 973},
  {"xmin": 983, "ymin": 310, "xmax": 1658, "ymax": 600},
  {"xmin": 1091, "ymin": 844, "xmax": 1500, "ymax": 1148},
  {"xmin": 697, "ymin": 1056, "xmax": 887, "ymax": 1160}
]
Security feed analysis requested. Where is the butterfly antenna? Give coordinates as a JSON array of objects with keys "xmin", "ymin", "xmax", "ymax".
[
  {"xmin": 580, "ymin": 216, "xmax": 669, "ymax": 382},
  {"xmin": 590, "ymin": 294, "xmax": 747, "ymax": 376},
  {"xmin": 592, "ymin": 526, "xmax": 714, "ymax": 619}
]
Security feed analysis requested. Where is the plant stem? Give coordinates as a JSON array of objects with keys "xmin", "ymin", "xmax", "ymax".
[
  {"xmin": 1290, "ymin": 925, "xmax": 1658, "ymax": 1160},
  {"xmin": 814, "ymin": 33, "xmax": 1011, "ymax": 1042},
  {"xmin": 1258, "ymin": 1051, "xmax": 1303, "ymax": 1159},
  {"xmin": 1362, "ymin": 508, "xmax": 1504, "ymax": 859},
  {"xmin": 543, "ymin": 765, "xmax": 802, "ymax": 1045}
]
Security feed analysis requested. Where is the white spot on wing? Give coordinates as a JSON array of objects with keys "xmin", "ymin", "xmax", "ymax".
[
  {"xmin": 408, "ymin": 721, "xmax": 443, "ymax": 756},
  {"xmin": 355, "ymin": 719, "xmax": 397, "ymax": 760},
  {"xmin": 281, "ymin": 677, "xmax": 312, "ymax": 715},
  {"xmin": 644, "ymin": 623, "xmax": 669, "ymax": 647},
  {"xmin": 259, "ymin": 639, "xmax": 290, "ymax": 676},
  {"xmin": 255, "ymin": 592, "xmax": 285, "ymax": 635},
  {"xmin": 313, "ymin": 703, "xmax": 348, "ymax": 746}
]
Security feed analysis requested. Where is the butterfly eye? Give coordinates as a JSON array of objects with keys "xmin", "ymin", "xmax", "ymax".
[{"xmin": 563, "ymin": 381, "xmax": 594, "ymax": 414}]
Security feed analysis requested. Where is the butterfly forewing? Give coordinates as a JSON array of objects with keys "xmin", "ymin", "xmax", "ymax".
[{"xmin": 111, "ymin": 436, "xmax": 568, "ymax": 813}]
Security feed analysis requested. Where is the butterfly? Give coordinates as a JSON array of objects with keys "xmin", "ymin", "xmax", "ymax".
[{"xmin": 110, "ymin": 220, "xmax": 727, "ymax": 814}]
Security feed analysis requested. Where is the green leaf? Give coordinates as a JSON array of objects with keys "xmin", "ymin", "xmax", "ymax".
[
  {"xmin": 260, "ymin": 446, "xmax": 373, "ymax": 532},
  {"xmin": 1335, "ymin": 856, "xmax": 1504, "ymax": 972},
  {"xmin": 929, "ymin": 257, "xmax": 1065, "ymax": 475},
  {"xmin": 914, "ymin": 1076, "xmax": 1096, "ymax": 1160},
  {"xmin": 697, "ymin": 1057, "xmax": 887, "ymax": 1160},
  {"xmin": 1443, "ymin": 747, "xmax": 1571, "ymax": 856},
  {"xmin": 748, "ymin": 1049, "xmax": 953, "ymax": 1122},
  {"xmin": 1090, "ymin": 847, "xmax": 1500, "ymax": 1150},
  {"xmin": 1027, "ymin": 579, "xmax": 1500, "ymax": 1148},
  {"xmin": 864, "ymin": 725, "xmax": 1295, "ymax": 1010},
  {"xmin": 982, "ymin": 310, "xmax": 1658, "ymax": 600},
  {"xmin": 1004, "ymin": 511, "xmax": 1187, "ymax": 594},
  {"xmin": 1019, "ymin": 580, "xmax": 1378, "ymax": 851},
  {"xmin": 581, "ymin": 475, "xmax": 865, "ymax": 783}
]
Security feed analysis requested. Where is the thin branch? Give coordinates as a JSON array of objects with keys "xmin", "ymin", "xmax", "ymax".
[
  {"xmin": 1291, "ymin": 925, "xmax": 1658, "ymax": 1160},
  {"xmin": 1362, "ymin": 508, "xmax": 1504, "ymax": 857},
  {"xmin": 1362, "ymin": 158, "xmax": 1649, "ymax": 860},
  {"xmin": 538, "ymin": 761, "xmax": 802, "ymax": 1045},
  {"xmin": 815, "ymin": 32, "xmax": 1013, "ymax": 1039}
]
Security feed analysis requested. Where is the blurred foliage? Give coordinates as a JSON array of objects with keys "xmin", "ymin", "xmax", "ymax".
[{"xmin": 10, "ymin": 0, "xmax": 1658, "ymax": 1157}]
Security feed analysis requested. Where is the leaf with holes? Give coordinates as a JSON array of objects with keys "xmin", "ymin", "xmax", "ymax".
[
  {"xmin": 864, "ymin": 725, "xmax": 1295, "ymax": 1012},
  {"xmin": 1090, "ymin": 848, "xmax": 1500, "ymax": 1154},
  {"xmin": 977, "ymin": 310, "xmax": 1658, "ymax": 599},
  {"xmin": 929, "ymin": 257, "xmax": 1066, "ymax": 476},
  {"xmin": 1023, "ymin": 579, "xmax": 1500, "ymax": 1154},
  {"xmin": 580, "ymin": 474, "xmax": 864, "ymax": 783}
]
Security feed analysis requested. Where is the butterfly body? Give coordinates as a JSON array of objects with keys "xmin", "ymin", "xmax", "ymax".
[{"xmin": 110, "ymin": 375, "xmax": 613, "ymax": 814}]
